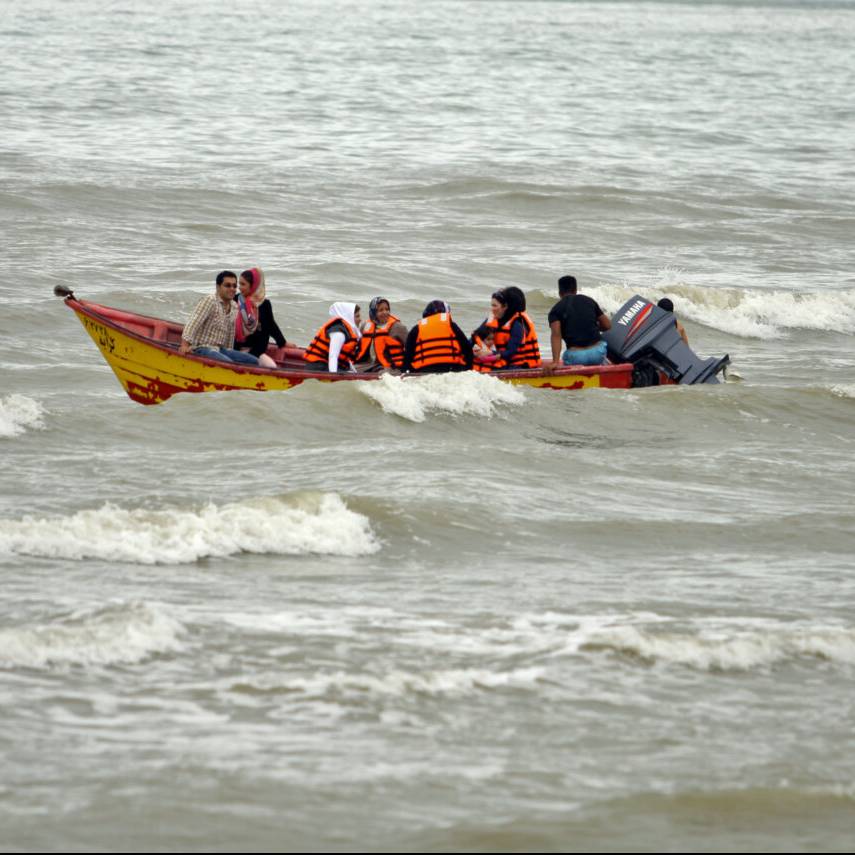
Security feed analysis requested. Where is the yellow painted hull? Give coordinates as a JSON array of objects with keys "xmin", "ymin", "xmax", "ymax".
[{"xmin": 67, "ymin": 298, "xmax": 633, "ymax": 405}]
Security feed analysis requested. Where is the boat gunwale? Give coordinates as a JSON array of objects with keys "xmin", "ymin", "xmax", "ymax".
[{"xmin": 65, "ymin": 296, "xmax": 635, "ymax": 382}]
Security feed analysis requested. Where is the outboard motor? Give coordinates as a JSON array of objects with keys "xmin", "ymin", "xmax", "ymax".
[{"xmin": 603, "ymin": 295, "xmax": 729, "ymax": 386}]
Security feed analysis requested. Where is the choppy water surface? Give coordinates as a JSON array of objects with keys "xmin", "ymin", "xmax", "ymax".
[{"xmin": 2, "ymin": 0, "xmax": 855, "ymax": 851}]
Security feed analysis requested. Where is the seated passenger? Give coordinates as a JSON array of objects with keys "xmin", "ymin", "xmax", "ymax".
[
  {"xmin": 471, "ymin": 287, "xmax": 540, "ymax": 369},
  {"xmin": 303, "ymin": 302, "xmax": 362, "ymax": 373},
  {"xmin": 473, "ymin": 329, "xmax": 496, "ymax": 358},
  {"xmin": 179, "ymin": 270, "xmax": 260, "ymax": 366},
  {"xmin": 472, "ymin": 329, "xmax": 499, "ymax": 373},
  {"xmin": 233, "ymin": 268, "xmax": 286, "ymax": 368},
  {"xmin": 403, "ymin": 300, "xmax": 473, "ymax": 374},
  {"xmin": 657, "ymin": 297, "xmax": 689, "ymax": 345},
  {"xmin": 356, "ymin": 297, "xmax": 408, "ymax": 371},
  {"xmin": 548, "ymin": 275, "xmax": 611, "ymax": 367}
]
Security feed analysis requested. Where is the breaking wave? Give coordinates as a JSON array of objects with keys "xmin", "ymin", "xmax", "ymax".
[
  {"xmin": 359, "ymin": 371, "xmax": 525, "ymax": 422},
  {"xmin": 0, "ymin": 493, "xmax": 379, "ymax": 564},
  {"xmin": 829, "ymin": 383, "xmax": 855, "ymax": 400},
  {"xmin": 536, "ymin": 275, "xmax": 855, "ymax": 339},
  {"xmin": 0, "ymin": 601, "xmax": 185, "ymax": 669},
  {"xmin": 0, "ymin": 394, "xmax": 45, "ymax": 438},
  {"xmin": 578, "ymin": 618, "xmax": 855, "ymax": 671}
]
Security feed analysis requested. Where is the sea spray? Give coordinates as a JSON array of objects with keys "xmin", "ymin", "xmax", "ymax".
[
  {"xmin": 359, "ymin": 371, "xmax": 526, "ymax": 422},
  {"xmin": 0, "ymin": 395, "xmax": 45, "ymax": 439}
]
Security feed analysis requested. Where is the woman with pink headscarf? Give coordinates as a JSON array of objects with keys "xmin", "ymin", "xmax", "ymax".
[{"xmin": 233, "ymin": 267, "xmax": 287, "ymax": 368}]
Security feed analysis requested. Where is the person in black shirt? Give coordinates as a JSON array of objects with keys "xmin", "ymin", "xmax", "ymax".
[{"xmin": 547, "ymin": 275, "xmax": 612, "ymax": 367}]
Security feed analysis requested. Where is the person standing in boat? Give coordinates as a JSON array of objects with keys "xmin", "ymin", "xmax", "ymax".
[
  {"xmin": 403, "ymin": 300, "xmax": 473, "ymax": 374},
  {"xmin": 356, "ymin": 297, "xmax": 408, "ymax": 371},
  {"xmin": 179, "ymin": 271, "xmax": 260, "ymax": 365},
  {"xmin": 547, "ymin": 275, "xmax": 611, "ymax": 367},
  {"xmin": 233, "ymin": 267, "xmax": 286, "ymax": 368},
  {"xmin": 303, "ymin": 303, "xmax": 363, "ymax": 373},
  {"xmin": 471, "ymin": 287, "xmax": 540, "ymax": 370}
]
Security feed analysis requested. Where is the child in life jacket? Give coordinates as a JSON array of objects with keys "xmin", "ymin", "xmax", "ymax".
[{"xmin": 473, "ymin": 330, "xmax": 500, "ymax": 370}]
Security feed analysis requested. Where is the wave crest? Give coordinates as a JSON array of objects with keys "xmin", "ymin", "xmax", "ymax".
[
  {"xmin": 0, "ymin": 601, "xmax": 185, "ymax": 669},
  {"xmin": 0, "ymin": 493, "xmax": 379, "ymax": 565},
  {"xmin": 536, "ymin": 275, "xmax": 855, "ymax": 339},
  {"xmin": 0, "ymin": 394, "xmax": 45, "ymax": 438},
  {"xmin": 359, "ymin": 372, "xmax": 525, "ymax": 422},
  {"xmin": 581, "ymin": 622, "xmax": 855, "ymax": 671}
]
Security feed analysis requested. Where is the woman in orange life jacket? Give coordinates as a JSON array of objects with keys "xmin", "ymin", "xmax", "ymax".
[
  {"xmin": 356, "ymin": 297, "xmax": 408, "ymax": 371},
  {"xmin": 402, "ymin": 300, "xmax": 473, "ymax": 374},
  {"xmin": 303, "ymin": 302, "xmax": 363, "ymax": 373},
  {"xmin": 471, "ymin": 286, "xmax": 541, "ymax": 369}
]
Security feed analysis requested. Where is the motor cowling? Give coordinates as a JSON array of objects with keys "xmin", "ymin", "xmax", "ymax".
[{"xmin": 602, "ymin": 295, "xmax": 729, "ymax": 385}]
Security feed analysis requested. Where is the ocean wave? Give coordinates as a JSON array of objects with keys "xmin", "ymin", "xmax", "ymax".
[
  {"xmin": 535, "ymin": 275, "xmax": 855, "ymax": 339},
  {"xmin": 0, "ymin": 394, "xmax": 45, "ymax": 438},
  {"xmin": 215, "ymin": 608, "xmax": 855, "ymax": 675},
  {"xmin": 829, "ymin": 383, "xmax": 855, "ymax": 400},
  {"xmin": 0, "ymin": 601, "xmax": 185, "ymax": 669},
  {"xmin": 359, "ymin": 372, "xmax": 525, "ymax": 422},
  {"xmin": 231, "ymin": 665, "xmax": 546, "ymax": 699},
  {"xmin": 0, "ymin": 493, "xmax": 379, "ymax": 565},
  {"xmin": 580, "ymin": 621, "xmax": 855, "ymax": 671},
  {"xmin": 414, "ymin": 611, "xmax": 855, "ymax": 673}
]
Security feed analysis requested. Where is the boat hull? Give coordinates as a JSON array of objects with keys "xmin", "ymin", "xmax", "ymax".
[{"xmin": 66, "ymin": 297, "xmax": 634, "ymax": 405}]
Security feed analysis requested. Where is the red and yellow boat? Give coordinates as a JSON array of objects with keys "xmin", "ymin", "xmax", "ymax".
[{"xmin": 57, "ymin": 289, "xmax": 635, "ymax": 406}]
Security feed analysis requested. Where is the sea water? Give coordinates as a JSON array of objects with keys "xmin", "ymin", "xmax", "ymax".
[{"xmin": 1, "ymin": 0, "xmax": 854, "ymax": 851}]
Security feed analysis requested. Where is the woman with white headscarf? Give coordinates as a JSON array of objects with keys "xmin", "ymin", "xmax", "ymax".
[{"xmin": 303, "ymin": 302, "xmax": 363, "ymax": 373}]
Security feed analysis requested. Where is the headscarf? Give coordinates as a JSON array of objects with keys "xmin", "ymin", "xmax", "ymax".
[
  {"xmin": 422, "ymin": 300, "xmax": 450, "ymax": 318},
  {"xmin": 241, "ymin": 268, "xmax": 266, "ymax": 305},
  {"xmin": 504, "ymin": 286, "xmax": 526, "ymax": 314},
  {"xmin": 368, "ymin": 296, "xmax": 390, "ymax": 323},
  {"xmin": 329, "ymin": 302, "xmax": 362, "ymax": 339},
  {"xmin": 236, "ymin": 267, "xmax": 265, "ymax": 341}
]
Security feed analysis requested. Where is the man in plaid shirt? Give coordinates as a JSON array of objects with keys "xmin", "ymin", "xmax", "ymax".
[{"xmin": 179, "ymin": 271, "xmax": 260, "ymax": 365}]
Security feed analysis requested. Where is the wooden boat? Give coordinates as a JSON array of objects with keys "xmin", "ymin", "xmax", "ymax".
[{"xmin": 56, "ymin": 289, "xmax": 634, "ymax": 406}]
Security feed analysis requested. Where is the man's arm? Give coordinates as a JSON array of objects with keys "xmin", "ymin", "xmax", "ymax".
[
  {"xmin": 550, "ymin": 320, "xmax": 564, "ymax": 363},
  {"xmin": 597, "ymin": 313, "xmax": 612, "ymax": 332}
]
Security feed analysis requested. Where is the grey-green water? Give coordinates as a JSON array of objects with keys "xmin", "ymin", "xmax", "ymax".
[{"xmin": 2, "ymin": 0, "xmax": 855, "ymax": 851}]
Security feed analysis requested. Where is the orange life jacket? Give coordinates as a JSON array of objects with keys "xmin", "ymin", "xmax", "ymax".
[
  {"xmin": 471, "ymin": 327, "xmax": 497, "ymax": 373},
  {"xmin": 492, "ymin": 312, "xmax": 541, "ymax": 368},
  {"xmin": 304, "ymin": 317, "xmax": 360, "ymax": 369},
  {"xmin": 358, "ymin": 315, "xmax": 405, "ymax": 368},
  {"xmin": 409, "ymin": 313, "xmax": 466, "ymax": 372}
]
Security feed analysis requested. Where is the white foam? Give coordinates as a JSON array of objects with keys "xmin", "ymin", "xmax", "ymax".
[
  {"xmin": 580, "ymin": 621, "xmax": 855, "ymax": 671},
  {"xmin": 0, "ymin": 394, "xmax": 45, "ymax": 438},
  {"xmin": 0, "ymin": 493, "xmax": 379, "ymax": 565},
  {"xmin": 359, "ymin": 371, "xmax": 525, "ymax": 422},
  {"xmin": 539, "ymin": 273, "xmax": 855, "ymax": 340},
  {"xmin": 253, "ymin": 665, "xmax": 545, "ymax": 698},
  {"xmin": 0, "ymin": 601, "xmax": 185, "ymax": 669},
  {"xmin": 829, "ymin": 383, "xmax": 855, "ymax": 400}
]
